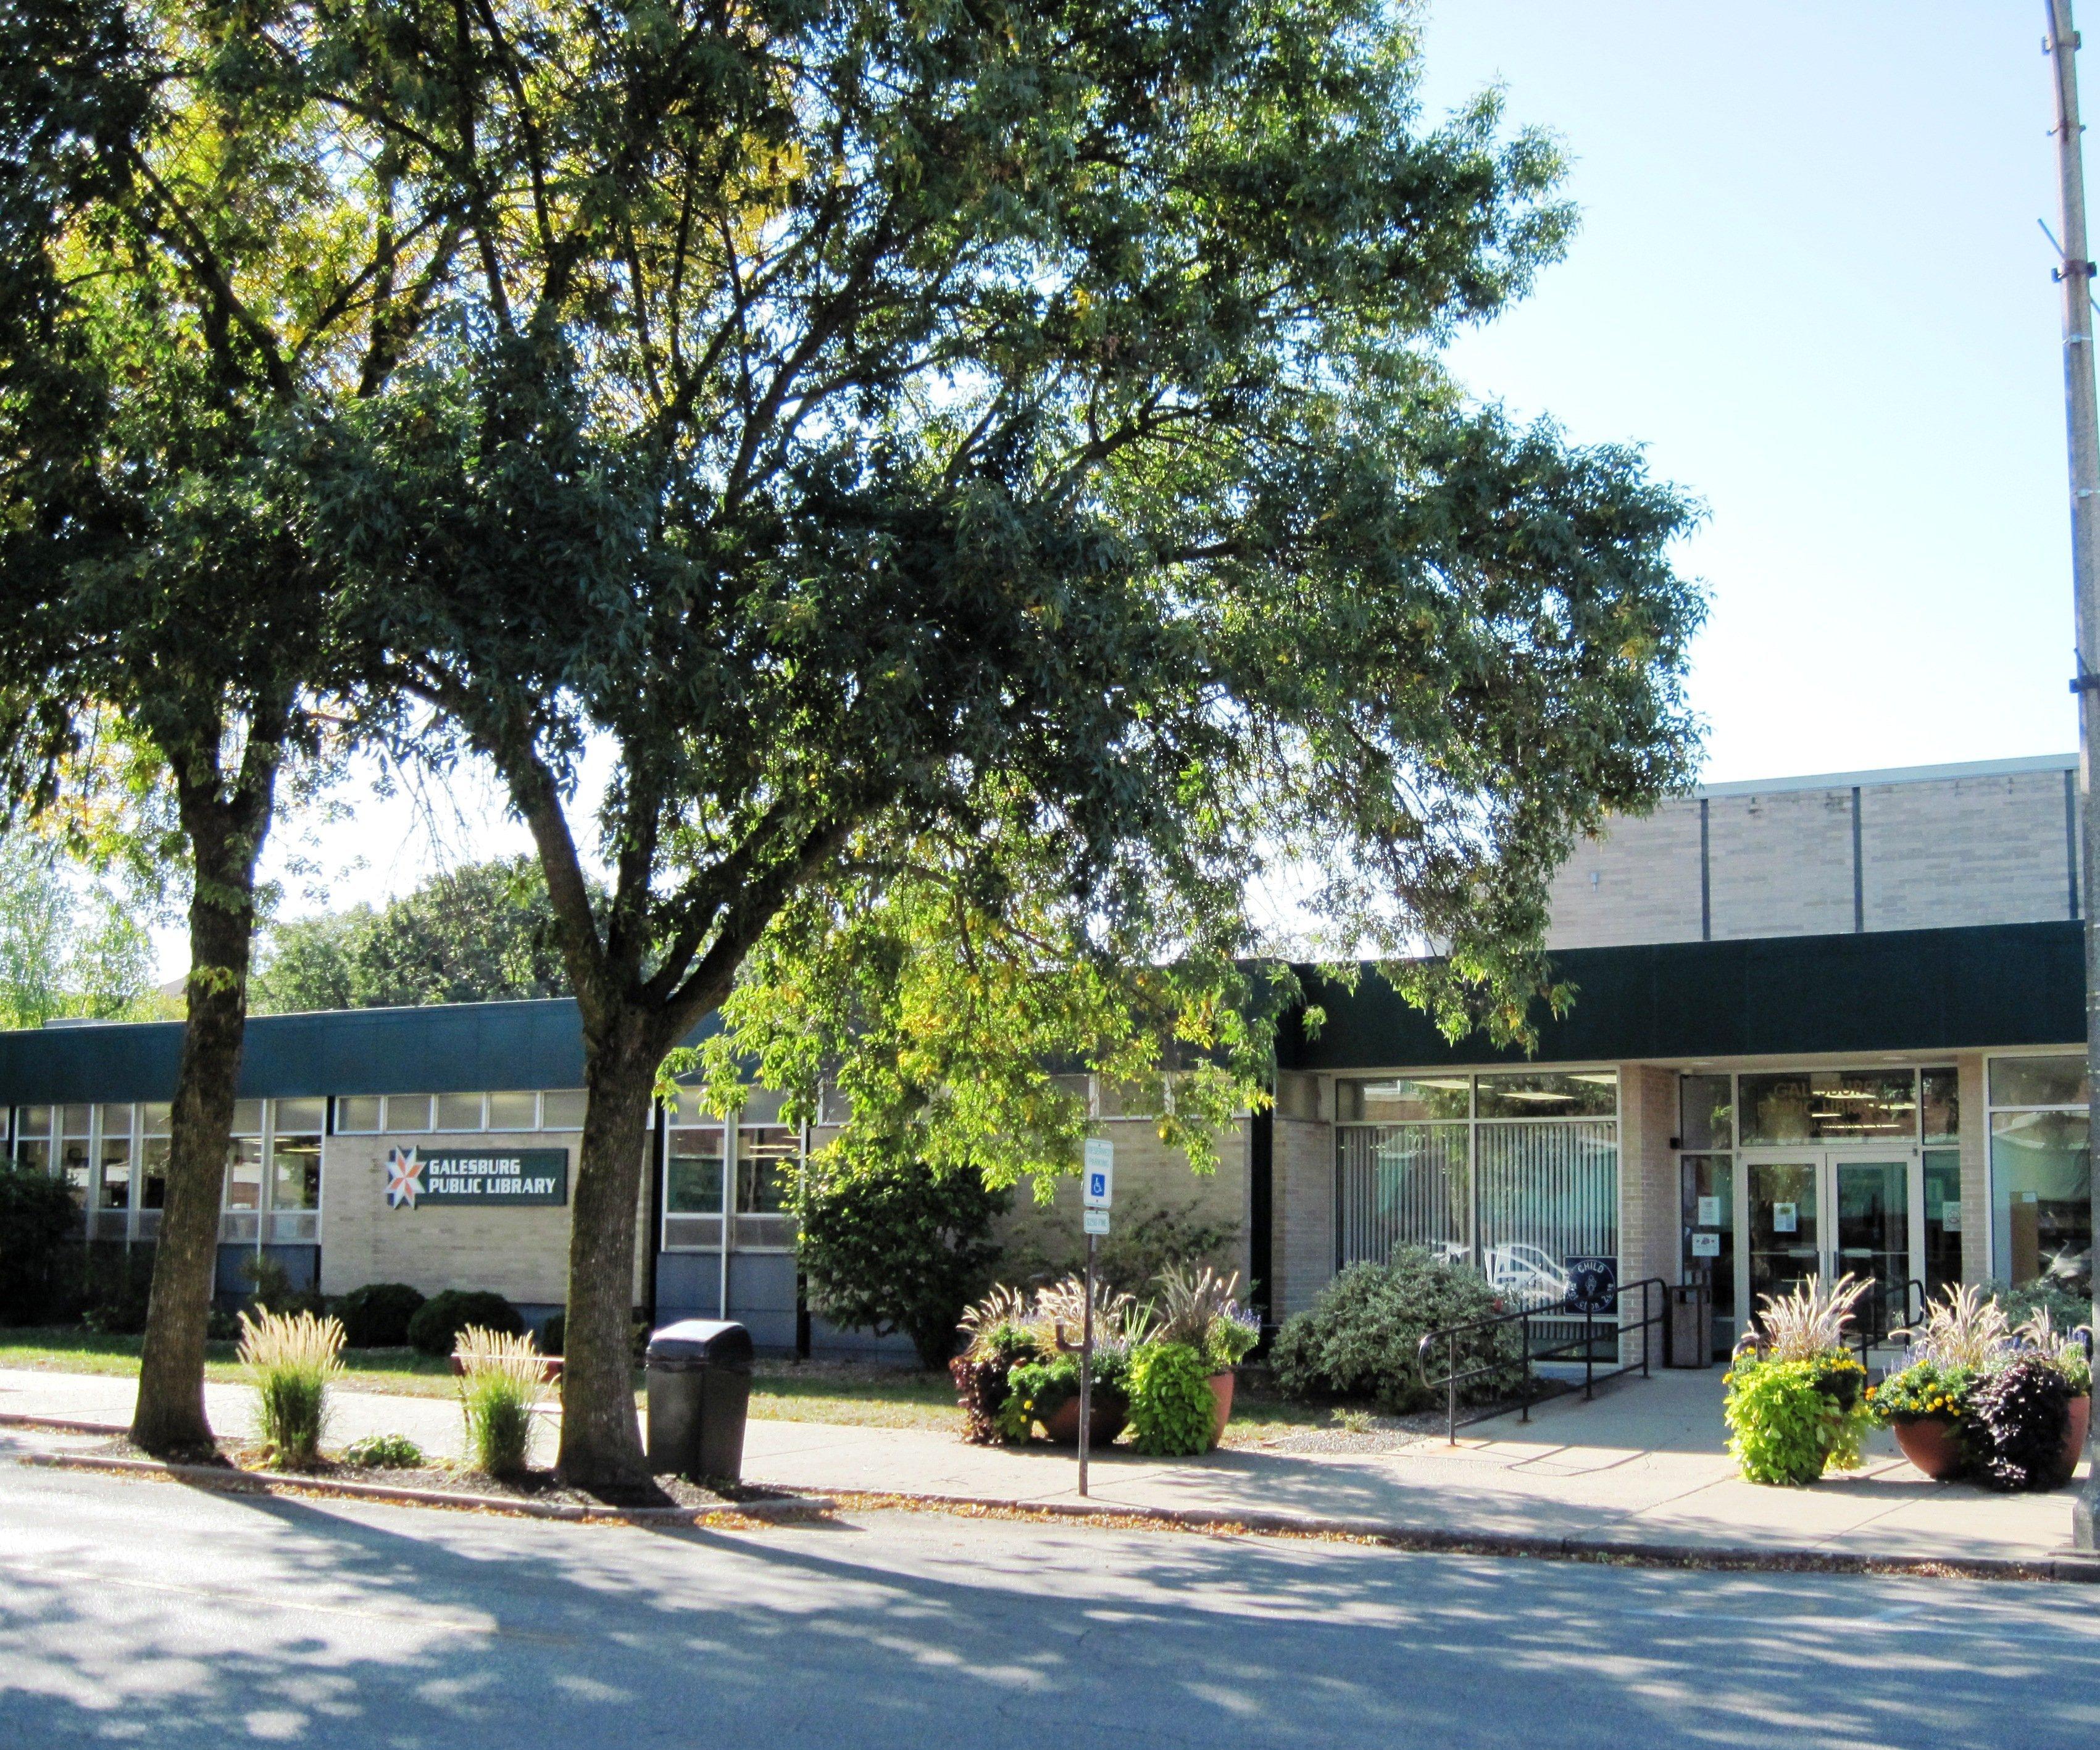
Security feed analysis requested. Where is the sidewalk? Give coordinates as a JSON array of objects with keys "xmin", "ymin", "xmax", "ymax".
[{"xmin": 4, "ymin": 1364, "xmax": 2092, "ymax": 1572}]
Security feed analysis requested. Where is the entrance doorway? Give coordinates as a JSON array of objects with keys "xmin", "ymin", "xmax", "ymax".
[{"xmin": 1739, "ymin": 1149, "xmax": 1921, "ymax": 1333}]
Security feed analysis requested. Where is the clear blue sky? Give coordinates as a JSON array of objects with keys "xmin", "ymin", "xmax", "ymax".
[{"xmin": 252, "ymin": 2, "xmax": 2089, "ymax": 946}]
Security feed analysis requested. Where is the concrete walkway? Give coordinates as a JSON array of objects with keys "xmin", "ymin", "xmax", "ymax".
[{"xmin": 2, "ymin": 1365, "xmax": 2091, "ymax": 1568}]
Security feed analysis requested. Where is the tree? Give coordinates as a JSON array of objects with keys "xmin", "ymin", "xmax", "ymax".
[
  {"xmin": 313, "ymin": 0, "xmax": 1701, "ymax": 1486},
  {"xmin": 0, "ymin": 837, "xmax": 166, "ymax": 1030},
  {"xmin": 252, "ymin": 856, "xmax": 575, "ymax": 1014},
  {"xmin": 797, "ymin": 1155, "xmax": 1007, "ymax": 1370},
  {"xmin": 0, "ymin": 0, "xmax": 465, "ymax": 1451}
]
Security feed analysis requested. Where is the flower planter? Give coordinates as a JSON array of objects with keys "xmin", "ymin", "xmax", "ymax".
[
  {"xmin": 2065, "ymin": 1394, "xmax": 2091, "ymax": 1478},
  {"xmin": 1207, "ymin": 1372, "xmax": 1235, "ymax": 1446},
  {"xmin": 1892, "ymin": 1414, "xmax": 1964, "ymax": 1481},
  {"xmin": 1040, "ymin": 1391, "xmax": 1128, "ymax": 1448}
]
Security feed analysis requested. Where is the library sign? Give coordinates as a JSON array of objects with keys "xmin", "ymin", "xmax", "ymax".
[{"xmin": 385, "ymin": 1146, "xmax": 568, "ymax": 1209}]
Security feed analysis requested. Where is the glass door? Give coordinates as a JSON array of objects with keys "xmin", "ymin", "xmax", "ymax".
[
  {"xmin": 1738, "ymin": 1150, "xmax": 1923, "ymax": 1334},
  {"xmin": 1744, "ymin": 1154, "xmax": 1821, "ymax": 1312}
]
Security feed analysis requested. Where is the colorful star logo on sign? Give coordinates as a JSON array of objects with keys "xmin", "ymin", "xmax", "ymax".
[{"xmin": 385, "ymin": 1147, "xmax": 424, "ymax": 1209}]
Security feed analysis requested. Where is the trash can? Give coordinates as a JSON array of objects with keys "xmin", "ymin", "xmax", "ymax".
[
  {"xmin": 1667, "ymin": 1280, "xmax": 1713, "ymax": 1369},
  {"xmin": 645, "ymin": 1320, "xmax": 755, "ymax": 1480}
]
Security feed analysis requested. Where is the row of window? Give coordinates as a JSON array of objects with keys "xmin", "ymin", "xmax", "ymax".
[
  {"xmin": 1680, "ymin": 1068, "xmax": 1959, "ymax": 1149},
  {"xmin": 1337, "ymin": 1070, "xmax": 1619, "ymax": 1124},
  {"xmin": 334, "ymin": 1090, "xmax": 588, "ymax": 1134}
]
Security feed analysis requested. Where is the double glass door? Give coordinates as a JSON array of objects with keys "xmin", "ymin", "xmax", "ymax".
[{"xmin": 1740, "ymin": 1149, "xmax": 1920, "ymax": 1328}]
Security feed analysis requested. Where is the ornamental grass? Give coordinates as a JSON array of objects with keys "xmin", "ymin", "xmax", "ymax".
[
  {"xmin": 454, "ymin": 1326, "xmax": 549, "ymax": 1477},
  {"xmin": 237, "ymin": 1307, "xmax": 346, "ymax": 1470}
]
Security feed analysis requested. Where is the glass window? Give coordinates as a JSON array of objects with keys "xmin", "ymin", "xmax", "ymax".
[
  {"xmin": 384, "ymin": 1094, "xmax": 433, "ymax": 1133},
  {"xmin": 1679, "ymin": 1075, "xmax": 1733, "ymax": 1150},
  {"xmin": 1923, "ymin": 1147, "xmax": 1962, "ymax": 1299},
  {"xmin": 1990, "ymin": 1110, "xmax": 2090, "ymax": 1299},
  {"xmin": 1474, "ymin": 1070, "xmax": 1617, "ymax": 1120},
  {"xmin": 274, "ymin": 1098, "xmax": 325, "ymax": 1135},
  {"xmin": 1337, "ymin": 1077, "xmax": 1470, "ymax": 1123},
  {"xmin": 272, "ymin": 1133, "xmax": 322, "ymax": 1211},
  {"xmin": 1921, "ymin": 1068, "xmax": 1959, "ymax": 1143},
  {"xmin": 541, "ymin": 1090, "xmax": 587, "ymax": 1130},
  {"xmin": 58, "ymin": 1136, "xmax": 91, "ymax": 1202},
  {"xmin": 224, "ymin": 1137, "xmax": 264, "ymax": 1210},
  {"xmin": 486, "ymin": 1091, "xmax": 538, "ymax": 1131},
  {"xmin": 666, "ymin": 1128, "xmax": 725, "ymax": 1214},
  {"xmin": 1990, "ymin": 1054, "xmax": 2086, "ymax": 1110},
  {"xmin": 141, "ymin": 1103, "xmax": 170, "ymax": 1137},
  {"xmin": 141, "ymin": 1138, "xmax": 169, "ymax": 1209},
  {"xmin": 435, "ymin": 1093, "xmax": 484, "ymax": 1131},
  {"xmin": 96, "ymin": 1137, "xmax": 131, "ymax": 1210},
  {"xmin": 1680, "ymin": 1154, "xmax": 1734, "ymax": 1348},
  {"xmin": 1738, "ymin": 1070, "xmax": 1915, "ymax": 1144},
  {"xmin": 336, "ymin": 1096, "xmax": 383, "ymax": 1134},
  {"xmin": 16, "ymin": 1132, "xmax": 51, "ymax": 1175},
  {"xmin": 230, "ymin": 1099, "xmax": 264, "ymax": 1137},
  {"xmin": 96, "ymin": 1102, "xmax": 133, "ymax": 1140},
  {"xmin": 738, "ymin": 1127, "xmax": 797, "ymax": 1214},
  {"xmin": 61, "ymin": 1104, "xmax": 91, "ymax": 1139}
]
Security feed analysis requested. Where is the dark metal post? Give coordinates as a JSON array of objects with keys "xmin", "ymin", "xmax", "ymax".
[{"xmin": 1077, "ymin": 1232, "xmax": 1094, "ymax": 1498}]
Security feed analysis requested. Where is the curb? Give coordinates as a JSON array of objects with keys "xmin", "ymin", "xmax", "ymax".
[
  {"xmin": 0, "ymin": 1411, "xmax": 130, "ymax": 1437},
  {"xmin": 797, "ymin": 1485, "xmax": 2100, "ymax": 1585},
  {"xmin": 17, "ymin": 1449, "xmax": 835, "ymax": 1526}
]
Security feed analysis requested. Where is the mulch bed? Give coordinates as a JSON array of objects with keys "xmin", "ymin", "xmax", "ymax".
[{"xmin": 77, "ymin": 1435, "xmax": 795, "ymax": 1512}]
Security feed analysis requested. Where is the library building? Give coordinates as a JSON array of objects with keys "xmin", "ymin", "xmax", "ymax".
[{"xmin": 1, "ymin": 754, "xmax": 2089, "ymax": 1356}]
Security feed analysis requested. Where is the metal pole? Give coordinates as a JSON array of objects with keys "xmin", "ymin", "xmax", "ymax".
[
  {"xmin": 2046, "ymin": 0, "xmax": 2100, "ymax": 1553},
  {"xmin": 1078, "ymin": 1232, "xmax": 1094, "ymax": 1498}
]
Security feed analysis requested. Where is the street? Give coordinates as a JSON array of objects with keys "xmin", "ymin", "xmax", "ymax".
[{"xmin": 1, "ymin": 1457, "xmax": 2096, "ymax": 1749}]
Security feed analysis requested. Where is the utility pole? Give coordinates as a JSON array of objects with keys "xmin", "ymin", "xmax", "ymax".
[{"xmin": 2045, "ymin": 0, "xmax": 2100, "ymax": 1552}]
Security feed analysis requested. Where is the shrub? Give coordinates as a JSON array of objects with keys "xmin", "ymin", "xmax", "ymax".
[
  {"xmin": 1270, "ymin": 1252, "xmax": 1520, "ymax": 1414},
  {"xmin": 1722, "ymin": 1355, "xmax": 1865, "ymax": 1486},
  {"xmin": 993, "ymin": 1348, "xmax": 1134, "ymax": 1442},
  {"xmin": 0, "ymin": 1165, "xmax": 80, "ymax": 1323},
  {"xmin": 454, "ymin": 1326, "xmax": 549, "ymax": 1477},
  {"xmin": 238, "ymin": 1307, "xmax": 345, "ymax": 1469},
  {"xmin": 78, "ymin": 1245, "xmax": 156, "ymax": 1334},
  {"xmin": 1991, "ymin": 1275, "xmax": 2091, "ymax": 1335},
  {"xmin": 336, "ymin": 1283, "xmax": 427, "ymax": 1349},
  {"xmin": 407, "ymin": 1290, "xmax": 524, "ymax": 1356},
  {"xmin": 1152, "ymin": 1265, "xmax": 1260, "ymax": 1373},
  {"xmin": 1968, "ymin": 1356, "xmax": 2078, "ymax": 1493},
  {"xmin": 343, "ymin": 1433, "xmax": 425, "ymax": 1469},
  {"xmin": 540, "ymin": 1310, "xmax": 565, "ymax": 1356},
  {"xmin": 1127, "ymin": 1341, "xmax": 1217, "ymax": 1456},
  {"xmin": 797, "ymin": 1153, "xmax": 1007, "ymax": 1368},
  {"xmin": 1089, "ymin": 1196, "xmax": 1241, "ymax": 1299},
  {"xmin": 238, "ymin": 1252, "xmax": 327, "ymax": 1317}
]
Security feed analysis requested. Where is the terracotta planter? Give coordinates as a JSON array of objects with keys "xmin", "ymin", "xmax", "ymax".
[
  {"xmin": 1207, "ymin": 1372, "xmax": 1235, "ymax": 1447},
  {"xmin": 1040, "ymin": 1390, "xmax": 1128, "ymax": 1447},
  {"xmin": 1892, "ymin": 1414, "xmax": 1965, "ymax": 1481},
  {"xmin": 2065, "ymin": 1394, "xmax": 2091, "ymax": 1478}
]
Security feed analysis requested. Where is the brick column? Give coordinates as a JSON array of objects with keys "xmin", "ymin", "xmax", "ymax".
[
  {"xmin": 1957, "ymin": 1053, "xmax": 1988, "ymax": 1285},
  {"xmin": 1616, "ymin": 1064, "xmax": 1678, "ymax": 1365},
  {"xmin": 1270, "ymin": 1117, "xmax": 1335, "ymax": 1317}
]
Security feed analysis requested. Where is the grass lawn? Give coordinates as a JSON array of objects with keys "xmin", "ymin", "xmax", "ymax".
[{"xmin": 0, "ymin": 1327, "xmax": 1331, "ymax": 1438}]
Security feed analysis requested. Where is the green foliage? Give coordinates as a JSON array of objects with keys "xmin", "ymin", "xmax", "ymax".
[
  {"xmin": 0, "ymin": 1165, "xmax": 80, "ymax": 1322},
  {"xmin": 796, "ymin": 1153, "xmax": 1008, "ymax": 1369},
  {"xmin": 540, "ymin": 1312, "xmax": 565, "ymax": 1357},
  {"xmin": 1865, "ymin": 1359, "xmax": 1977, "ymax": 1427},
  {"xmin": 455, "ymin": 1328, "xmax": 549, "ymax": 1479},
  {"xmin": 0, "ymin": 838, "xmax": 168, "ymax": 1030},
  {"xmin": 950, "ymin": 1356, "xmax": 1017, "ymax": 1446},
  {"xmin": 1270, "ymin": 1253, "xmax": 1521, "ymax": 1414},
  {"xmin": 406, "ymin": 1291, "xmax": 523, "ymax": 1359},
  {"xmin": 335, "ymin": 1283, "xmax": 428, "ymax": 1351},
  {"xmin": 1967, "ymin": 1357, "xmax": 2078, "ymax": 1493},
  {"xmin": 1990, "ymin": 1277, "xmax": 2092, "ymax": 1335},
  {"xmin": 1128, "ymin": 1341, "xmax": 1219, "ymax": 1456},
  {"xmin": 252, "ymin": 859, "xmax": 582, "ymax": 1015},
  {"xmin": 78, "ymin": 1246, "xmax": 156, "ymax": 1335},
  {"xmin": 1722, "ymin": 1356, "xmax": 1868, "ymax": 1487},
  {"xmin": 238, "ymin": 1309, "xmax": 344, "ymax": 1471},
  {"xmin": 342, "ymin": 1433, "xmax": 424, "ymax": 1470},
  {"xmin": 238, "ymin": 1253, "xmax": 325, "ymax": 1318}
]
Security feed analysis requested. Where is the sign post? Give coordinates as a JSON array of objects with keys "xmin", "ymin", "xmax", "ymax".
[{"xmin": 1078, "ymin": 1139, "xmax": 1114, "ymax": 1498}]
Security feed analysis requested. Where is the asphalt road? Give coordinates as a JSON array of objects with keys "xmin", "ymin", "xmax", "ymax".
[{"xmin": 2, "ymin": 1453, "xmax": 2097, "ymax": 1750}]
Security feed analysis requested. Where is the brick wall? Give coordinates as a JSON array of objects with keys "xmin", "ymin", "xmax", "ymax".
[
  {"xmin": 319, "ymin": 1130, "xmax": 648, "ymax": 1307},
  {"xmin": 1548, "ymin": 801, "xmax": 1704, "ymax": 947},
  {"xmin": 1861, "ymin": 772, "xmax": 2075, "ymax": 931},
  {"xmin": 1616, "ymin": 1064, "xmax": 1677, "ymax": 1364},
  {"xmin": 1270, "ymin": 1116, "xmax": 1335, "ymax": 1316},
  {"xmin": 1958, "ymin": 1053, "xmax": 1988, "ymax": 1285}
]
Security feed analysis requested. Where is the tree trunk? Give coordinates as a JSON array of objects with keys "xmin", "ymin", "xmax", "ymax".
[
  {"xmin": 555, "ymin": 1012, "xmax": 662, "ymax": 1489},
  {"xmin": 130, "ymin": 791, "xmax": 265, "ymax": 1456}
]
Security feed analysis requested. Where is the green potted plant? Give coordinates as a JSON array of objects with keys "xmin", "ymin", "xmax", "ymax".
[
  {"xmin": 1127, "ymin": 1265, "xmax": 1260, "ymax": 1454},
  {"xmin": 951, "ymin": 1286, "xmax": 1036, "ymax": 1445},
  {"xmin": 1723, "ymin": 1274, "xmax": 1873, "ymax": 1486},
  {"xmin": 1865, "ymin": 1358, "xmax": 1977, "ymax": 1480}
]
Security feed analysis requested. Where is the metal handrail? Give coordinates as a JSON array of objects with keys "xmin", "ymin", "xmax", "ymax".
[{"xmin": 1416, "ymin": 1277, "xmax": 1669, "ymax": 1446}]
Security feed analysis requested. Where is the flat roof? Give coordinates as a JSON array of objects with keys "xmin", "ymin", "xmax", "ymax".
[{"xmin": 1694, "ymin": 752, "xmax": 2076, "ymax": 799}]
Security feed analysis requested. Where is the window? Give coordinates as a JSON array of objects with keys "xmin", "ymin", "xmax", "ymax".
[
  {"xmin": 231, "ymin": 1099, "xmax": 264, "ymax": 1136},
  {"xmin": 1921, "ymin": 1068, "xmax": 1959, "ymax": 1143},
  {"xmin": 96, "ymin": 1106, "xmax": 133, "ymax": 1211},
  {"xmin": 1988, "ymin": 1054, "xmax": 2089, "ymax": 1300},
  {"xmin": 225, "ymin": 1137, "xmax": 264, "ymax": 1210},
  {"xmin": 141, "ymin": 1105, "xmax": 169, "ymax": 1210},
  {"xmin": 336, "ymin": 1096, "xmax": 383, "ymax": 1134},
  {"xmin": 541, "ymin": 1090, "xmax": 587, "ymax": 1130},
  {"xmin": 270, "ymin": 1101, "xmax": 322, "ymax": 1214},
  {"xmin": 737, "ymin": 1127, "xmax": 796, "ymax": 1214},
  {"xmin": 14, "ymin": 1106, "xmax": 52, "ymax": 1175},
  {"xmin": 1680, "ymin": 1153, "xmax": 1734, "ymax": 1343},
  {"xmin": 1679, "ymin": 1075, "xmax": 1733, "ymax": 1150},
  {"xmin": 435, "ymin": 1092, "xmax": 485, "ymax": 1131},
  {"xmin": 1738, "ymin": 1070, "xmax": 1915, "ymax": 1144},
  {"xmin": 667, "ymin": 1127, "xmax": 726, "ymax": 1214},
  {"xmin": 1336, "ymin": 1077, "xmax": 1470, "ymax": 1123},
  {"xmin": 1474, "ymin": 1071, "xmax": 1618, "ymax": 1120},
  {"xmin": 58, "ymin": 1107, "xmax": 91, "ymax": 1204},
  {"xmin": 486, "ymin": 1090, "xmax": 538, "ymax": 1131},
  {"xmin": 384, "ymin": 1094, "xmax": 433, "ymax": 1133},
  {"xmin": 1923, "ymin": 1148, "xmax": 1962, "ymax": 1299}
]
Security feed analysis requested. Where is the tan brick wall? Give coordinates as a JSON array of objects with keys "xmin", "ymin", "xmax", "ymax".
[
  {"xmin": 1615, "ymin": 1064, "xmax": 1677, "ymax": 1363},
  {"xmin": 320, "ymin": 1130, "xmax": 648, "ymax": 1306},
  {"xmin": 1270, "ymin": 1116, "xmax": 1335, "ymax": 1316},
  {"xmin": 1547, "ymin": 801, "xmax": 1704, "ymax": 948},
  {"xmin": 1706, "ymin": 788, "xmax": 1857, "ymax": 940},
  {"xmin": 1862, "ymin": 772, "xmax": 2074, "ymax": 931},
  {"xmin": 993, "ymin": 1117, "xmax": 1251, "ymax": 1286}
]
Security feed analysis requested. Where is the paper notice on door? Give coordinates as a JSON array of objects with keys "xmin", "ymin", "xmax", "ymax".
[
  {"xmin": 1696, "ymin": 1195, "xmax": 1722, "ymax": 1227},
  {"xmin": 1691, "ymin": 1231, "xmax": 1721, "ymax": 1257},
  {"xmin": 1942, "ymin": 1201, "xmax": 1962, "ymax": 1231},
  {"xmin": 1772, "ymin": 1202, "xmax": 1798, "ymax": 1234}
]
